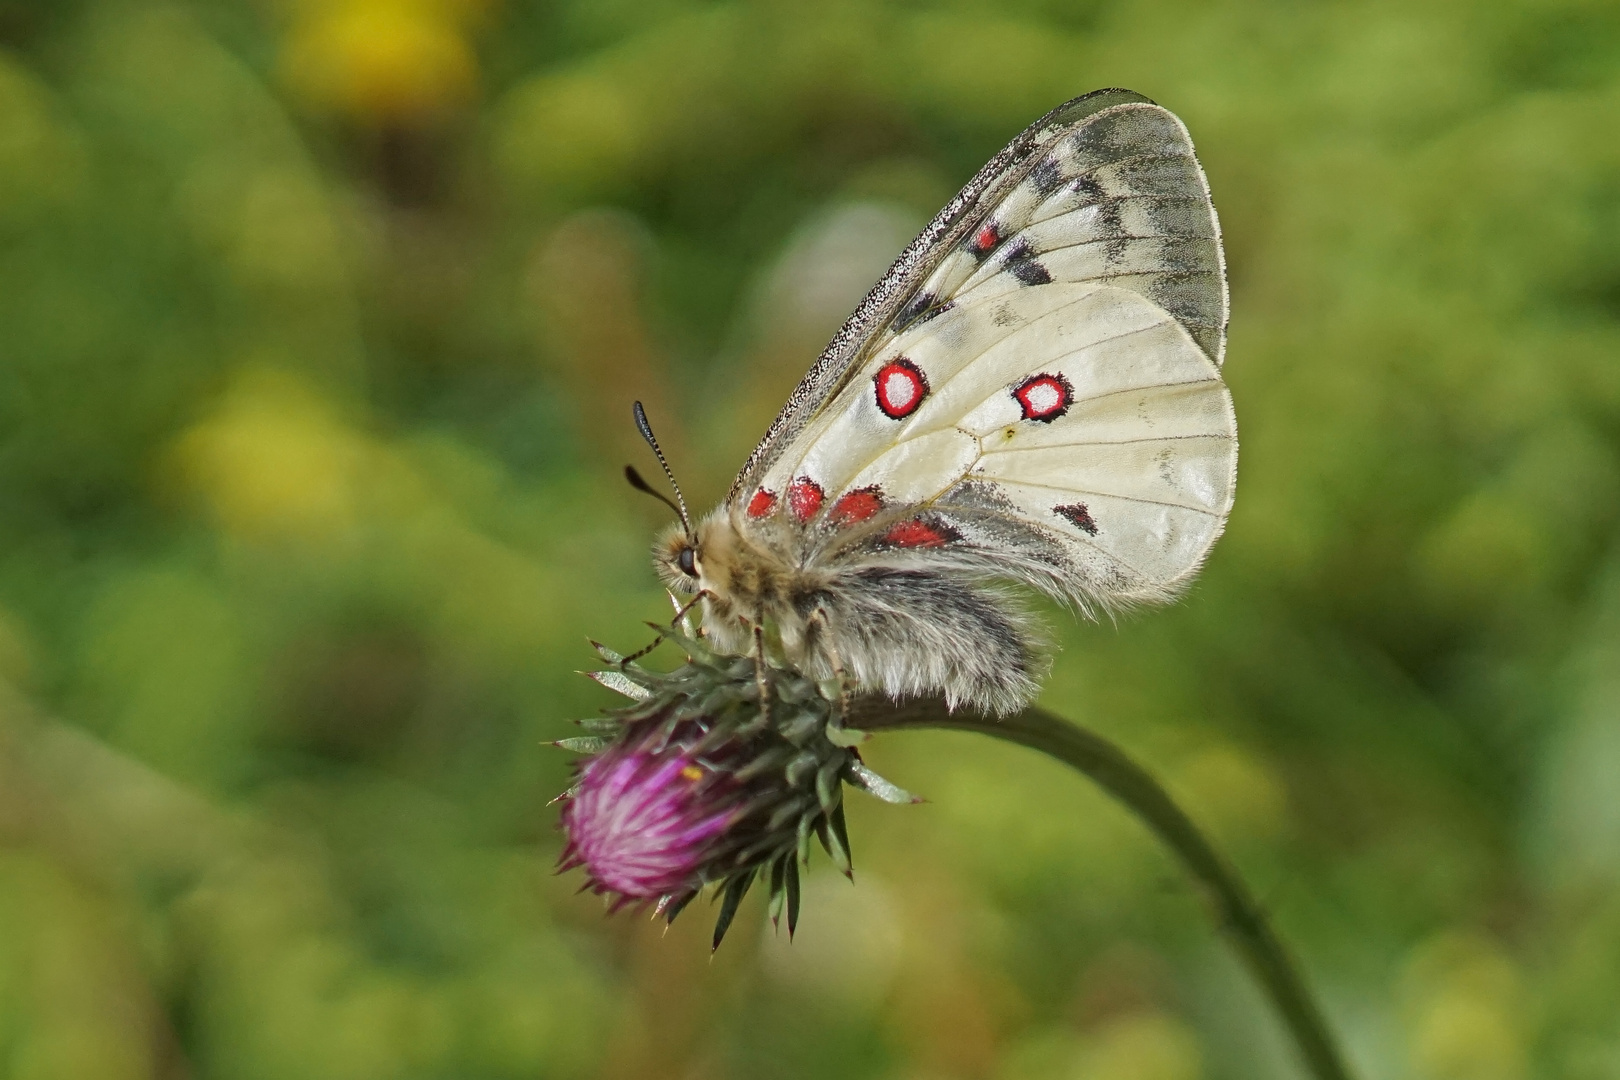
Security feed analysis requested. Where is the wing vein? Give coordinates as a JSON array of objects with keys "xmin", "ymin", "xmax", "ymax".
[
  {"xmin": 980, "ymin": 432, "xmax": 1233, "ymax": 454},
  {"xmin": 995, "ymin": 477, "xmax": 1223, "ymax": 515},
  {"xmin": 1032, "ymin": 233, "xmax": 1215, "ymax": 258}
]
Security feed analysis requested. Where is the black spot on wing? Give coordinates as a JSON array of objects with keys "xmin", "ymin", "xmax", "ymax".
[
  {"xmin": 1027, "ymin": 157, "xmax": 1065, "ymax": 197},
  {"xmin": 1055, "ymin": 503, "xmax": 1099, "ymax": 536},
  {"xmin": 1008, "ymin": 253, "xmax": 1053, "ymax": 287},
  {"xmin": 999, "ymin": 238, "xmax": 1054, "ymax": 285},
  {"xmin": 1070, "ymin": 176, "xmax": 1105, "ymax": 203},
  {"xmin": 893, "ymin": 291, "xmax": 952, "ymax": 332}
]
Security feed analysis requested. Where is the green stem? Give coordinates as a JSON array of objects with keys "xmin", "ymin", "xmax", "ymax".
[{"xmin": 851, "ymin": 699, "xmax": 1355, "ymax": 1080}]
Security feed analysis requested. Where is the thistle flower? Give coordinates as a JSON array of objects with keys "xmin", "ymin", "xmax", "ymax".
[{"xmin": 554, "ymin": 627, "xmax": 918, "ymax": 949}]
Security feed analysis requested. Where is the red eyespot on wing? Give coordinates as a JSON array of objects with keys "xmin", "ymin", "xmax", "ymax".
[
  {"xmin": 830, "ymin": 486, "xmax": 884, "ymax": 526},
  {"xmin": 1055, "ymin": 502, "xmax": 1098, "ymax": 536},
  {"xmin": 747, "ymin": 488, "xmax": 777, "ymax": 518},
  {"xmin": 787, "ymin": 477, "xmax": 824, "ymax": 521},
  {"xmin": 882, "ymin": 518, "xmax": 960, "ymax": 548},
  {"xmin": 873, "ymin": 358, "xmax": 929, "ymax": 420},
  {"xmin": 1013, "ymin": 372, "xmax": 1074, "ymax": 422},
  {"xmin": 973, "ymin": 223, "xmax": 1000, "ymax": 253}
]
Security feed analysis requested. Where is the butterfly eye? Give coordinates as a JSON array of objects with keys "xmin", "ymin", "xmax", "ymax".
[{"xmin": 677, "ymin": 547, "xmax": 698, "ymax": 577}]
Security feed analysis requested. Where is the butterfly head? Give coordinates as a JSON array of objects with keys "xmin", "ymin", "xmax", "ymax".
[
  {"xmin": 654, "ymin": 522, "xmax": 703, "ymax": 594},
  {"xmin": 653, "ymin": 511, "xmax": 746, "ymax": 597}
]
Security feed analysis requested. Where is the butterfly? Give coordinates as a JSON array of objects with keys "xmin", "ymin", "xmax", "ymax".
[{"xmin": 635, "ymin": 88, "xmax": 1235, "ymax": 715}]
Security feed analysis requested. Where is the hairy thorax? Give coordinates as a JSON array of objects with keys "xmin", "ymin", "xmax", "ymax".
[{"xmin": 658, "ymin": 512, "xmax": 831, "ymax": 663}]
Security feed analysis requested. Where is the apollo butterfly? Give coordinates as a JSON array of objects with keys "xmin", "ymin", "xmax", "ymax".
[{"xmin": 642, "ymin": 89, "xmax": 1236, "ymax": 714}]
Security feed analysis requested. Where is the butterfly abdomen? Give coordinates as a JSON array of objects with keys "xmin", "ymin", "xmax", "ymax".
[{"xmin": 814, "ymin": 567, "xmax": 1045, "ymax": 714}]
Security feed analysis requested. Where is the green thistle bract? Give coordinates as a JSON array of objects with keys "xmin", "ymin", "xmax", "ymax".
[{"xmin": 555, "ymin": 627, "xmax": 917, "ymax": 950}]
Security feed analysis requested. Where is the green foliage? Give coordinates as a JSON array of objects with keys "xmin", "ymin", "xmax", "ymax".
[{"xmin": 0, "ymin": 0, "xmax": 1618, "ymax": 1077}]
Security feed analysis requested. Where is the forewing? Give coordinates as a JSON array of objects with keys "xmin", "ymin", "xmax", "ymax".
[
  {"xmin": 732, "ymin": 89, "xmax": 1227, "ymax": 503},
  {"xmin": 730, "ymin": 91, "xmax": 1233, "ymax": 607}
]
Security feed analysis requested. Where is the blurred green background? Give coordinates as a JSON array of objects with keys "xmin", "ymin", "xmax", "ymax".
[{"xmin": 1, "ymin": 0, "xmax": 1618, "ymax": 1078}]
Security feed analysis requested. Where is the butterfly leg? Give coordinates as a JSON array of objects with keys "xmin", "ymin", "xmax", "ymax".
[
  {"xmin": 618, "ymin": 590, "xmax": 711, "ymax": 665},
  {"xmin": 668, "ymin": 589, "xmax": 709, "ymax": 632},
  {"xmin": 751, "ymin": 622, "xmax": 773, "ymax": 725},
  {"xmin": 617, "ymin": 635, "xmax": 665, "ymax": 666},
  {"xmin": 806, "ymin": 607, "xmax": 850, "ymax": 724}
]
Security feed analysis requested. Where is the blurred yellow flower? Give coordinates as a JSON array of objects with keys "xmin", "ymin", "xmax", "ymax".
[
  {"xmin": 0, "ymin": 606, "xmax": 34, "ymax": 689},
  {"xmin": 496, "ymin": 71, "xmax": 642, "ymax": 198},
  {"xmin": 1173, "ymin": 744, "xmax": 1288, "ymax": 844},
  {"xmin": 1401, "ymin": 932, "xmax": 1528, "ymax": 1080},
  {"xmin": 172, "ymin": 368, "xmax": 372, "ymax": 545},
  {"xmin": 280, "ymin": 0, "xmax": 487, "ymax": 122},
  {"xmin": 1079, "ymin": 1012, "xmax": 1204, "ymax": 1080},
  {"xmin": 0, "ymin": 54, "xmax": 87, "ymax": 223}
]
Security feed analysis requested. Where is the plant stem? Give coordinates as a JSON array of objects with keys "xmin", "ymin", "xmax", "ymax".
[{"xmin": 851, "ymin": 699, "xmax": 1355, "ymax": 1080}]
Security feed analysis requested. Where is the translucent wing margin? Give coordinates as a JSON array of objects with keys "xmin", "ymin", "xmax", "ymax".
[{"xmin": 730, "ymin": 89, "xmax": 1228, "ymax": 503}]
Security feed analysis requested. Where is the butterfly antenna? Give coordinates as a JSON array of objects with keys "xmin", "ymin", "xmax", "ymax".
[
  {"xmin": 624, "ymin": 465, "xmax": 686, "ymax": 528},
  {"xmin": 630, "ymin": 401, "xmax": 692, "ymax": 536}
]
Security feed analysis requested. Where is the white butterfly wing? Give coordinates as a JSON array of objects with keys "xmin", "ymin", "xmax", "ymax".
[
  {"xmin": 880, "ymin": 105, "xmax": 1226, "ymax": 365},
  {"xmin": 733, "ymin": 91, "xmax": 1235, "ymax": 608}
]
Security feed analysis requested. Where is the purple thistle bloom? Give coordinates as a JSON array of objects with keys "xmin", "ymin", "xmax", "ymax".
[{"xmin": 558, "ymin": 725, "xmax": 742, "ymax": 902}]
